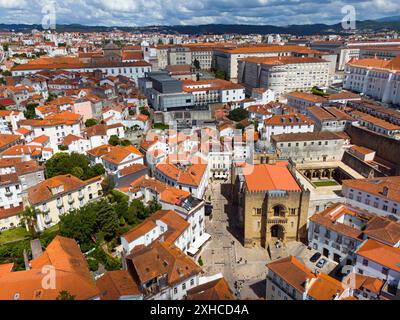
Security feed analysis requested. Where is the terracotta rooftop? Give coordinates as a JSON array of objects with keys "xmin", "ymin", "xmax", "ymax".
[
  {"xmin": 96, "ymin": 270, "xmax": 142, "ymax": 300},
  {"xmin": 244, "ymin": 163, "xmax": 300, "ymax": 193},
  {"xmin": 0, "ymin": 236, "xmax": 99, "ymax": 300},
  {"xmin": 129, "ymin": 241, "xmax": 202, "ymax": 286},
  {"xmin": 266, "ymin": 256, "xmax": 316, "ymax": 294},
  {"xmin": 272, "ymin": 131, "xmax": 343, "ymax": 143},
  {"xmin": 187, "ymin": 277, "xmax": 234, "ymax": 300},
  {"xmin": 356, "ymin": 239, "xmax": 400, "ymax": 272},
  {"xmin": 342, "ymin": 176, "xmax": 400, "ymax": 203},
  {"xmin": 27, "ymin": 174, "xmax": 101, "ymax": 205}
]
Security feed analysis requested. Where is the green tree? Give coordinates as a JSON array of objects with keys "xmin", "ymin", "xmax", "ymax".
[
  {"xmin": 96, "ymin": 201, "xmax": 119, "ymax": 240},
  {"xmin": 24, "ymin": 103, "xmax": 38, "ymax": 119},
  {"xmin": 70, "ymin": 166, "xmax": 84, "ymax": 179},
  {"xmin": 19, "ymin": 207, "xmax": 39, "ymax": 238},
  {"xmin": 59, "ymin": 206, "xmax": 97, "ymax": 246},
  {"xmin": 45, "ymin": 152, "xmax": 104, "ymax": 180},
  {"xmin": 228, "ymin": 108, "xmax": 249, "ymax": 122},
  {"xmin": 139, "ymin": 107, "xmax": 150, "ymax": 117},
  {"xmin": 56, "ymin": 291, "xmax": 75, "ymax": 300},
  {"xmin": 85, "ymin": 118, "xmax": 98, "ymax": 128},
  {"xmin": 108, "ymin": 135, "xmax": 121, "ymax": 146},
  {"xmin": 193, "ymin": 58, "xmax": 200, "ymax": 70}
]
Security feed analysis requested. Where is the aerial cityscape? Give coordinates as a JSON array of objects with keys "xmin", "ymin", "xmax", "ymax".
[{"xmin": 1, "ymin": 0, "xmax": 400, "ymax": 305}]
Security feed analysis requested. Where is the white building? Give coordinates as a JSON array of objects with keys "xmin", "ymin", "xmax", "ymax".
[
  {"xmin": 343, "ymin": 56, "xmax": 400, "ymax": 105},
  {"xmin": 238, "ymin": 56, "xmax": 330, "ymax": 98},
  {"xmin": 181, "ymin": 79, "xmax": 245, "ymax": 106},
  {"xmin": 263, "ymin": 113, "xmax": 315, "ymax": 142},
  {"xmin": 342, "ymin": 176, "xmax": 400, "ymax": 219},
  {"xmin": 354, "ymin": 239, "xmax": 400, "ymax": 285},
  {"xmin": 272, "ymin": 131, "xmax": 346, "ymax": 163}
]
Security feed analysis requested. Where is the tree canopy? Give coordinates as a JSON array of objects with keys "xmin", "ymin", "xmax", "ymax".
[
  {"xmin": 44, "ymin": 152, "xmax": 105, "ymax": 180},
  {"xmin": 228, "ymin": 108, "xmax": 249, "ymax": 122},
  {"xmin": 84, "ymin": 118, "xmax": 98, "ymax": 128},
  {"xmin": 108, "ymin": 135, "xmax": 131, "ymax": 146}
]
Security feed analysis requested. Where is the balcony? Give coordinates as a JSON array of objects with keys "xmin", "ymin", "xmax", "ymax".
[
  {"xmin": 68, "ymin": 198, "xmax": 74, "ymax": 204},
  {"xmin": 78, "ymin": 193, "xmax": 84, "ymax": 200},
  {"xmin": 42, "ymin": 207, "xmax": 50, "ymax": 214},
  {"xmin": 44, "ymin": 215, "xmax": 52, "ymax": 224},
  {"xmin": 5, "ymin": 190, "xmax": 13, "ymax": 197},
  {"xmin": 56, "ymin": 202, "xmax": 63, "ymax": 208}
]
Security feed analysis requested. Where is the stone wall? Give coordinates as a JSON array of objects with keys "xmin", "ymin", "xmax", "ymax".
[{"xmin": 345, "ymin": 124, "xmax": 400, "ymax": 175}]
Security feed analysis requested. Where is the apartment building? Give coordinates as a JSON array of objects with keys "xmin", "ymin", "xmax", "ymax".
[
  {"xmin": 25, "ymin": 174, "xmax": 103, "ymax": 231},
  {"xmin": 350, "ymin": 110, "xmax": 400, "ymax": 138},
  {"xmin": 342, "ymin": 176, "xmax": 400, "ymax": 219},
  {"xmin": 271, "ymin": 131, "xmax": 346, "ymax": 163},
  {"xmin": 307, "ymin": 106, "xmax": 355, "ymax": 132},
  {"xmin": 354, "ymin": 239, "xmax": 400, "ymax": 286},
  {"xmin": 168, "ymin": 46, "xmax": 192, "ymax": 65},
  {"xmin": 12, "ymin": 58, "xmax": 152, "ymax": 85},
  {"xmin": 0, "ymin": 173, "xmax": 23, "ymax": 230},
  {"xmin": 343, "ymin": 56, "xmax": 400, "ymax": 105},
  {"xmin": 181, "ymin": 79, "xmax": 245, "ymax": 106},
  {"xmin": 0, "ymin": 110, "xmax": 25, "ymax": 134},
  {"xmin": 83, "ymin": 122, "xmax": 125, "ymax": 149},
  {"xmin": 238, "ymin": 56, "xmax": 330, "ymax": 98},
  {"xmin": 121, "ymin": 209, "xmax": 190, "ymax": 254},
  {"xmin": 286, "ymin": 91, "xmax": 326, "ymax": 113},
  {"xmin": 308, "ymin": 202, "xmax": 400, "ymax": 266},
  {"xmin": 213, "ymin": 45, "xmax": 322, "ymax": 83},
  {"xmin": 155, "ymin": 156, "xmax": 208, "ymax": 199},
  {"xmin": 262, "ymin": 113, "xmax": 315, "ymax": 142},
  {"xmin": 86, "ymin": 144, "xmax": 144, "ymax": 175},
  {"xmin": 18, "ymin": 111, "xmax": 82, "ymax": 151}
]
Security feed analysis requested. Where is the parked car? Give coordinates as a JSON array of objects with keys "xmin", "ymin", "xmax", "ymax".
[
  {"xmin": 316, "ymin": 258, "xmax": 327, "ymax": 268},
  {"xmin": 310, "ymin": 252, "xmax": 321, "ymax": 263}
]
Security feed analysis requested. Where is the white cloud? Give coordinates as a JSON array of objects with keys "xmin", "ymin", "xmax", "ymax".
[{"xmin": 0, "ymin": 0, "xmax": 398, "ymax": 27}]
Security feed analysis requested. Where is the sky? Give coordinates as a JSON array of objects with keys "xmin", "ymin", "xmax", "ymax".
[{"xmin": 0, "ymin": 0, "xmax": 399, "ymax": 27}]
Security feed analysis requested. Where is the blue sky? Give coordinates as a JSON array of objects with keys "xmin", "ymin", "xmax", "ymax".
[{"xmin": 0, "ymin": 0, "xmax": 399, "ymax": 26}]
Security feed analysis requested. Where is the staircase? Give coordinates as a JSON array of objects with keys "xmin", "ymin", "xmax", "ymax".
[{"xmin": 267, "ymin": 240, "xmax": 288, "ymax": 261}]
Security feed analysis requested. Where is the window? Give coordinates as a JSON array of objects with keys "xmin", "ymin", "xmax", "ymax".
[
  {"xmin": 174, "ymin": 288, "xmax": 178, "ymax": 294},
  {"xmin": 190, "ymin": 279, "xmax": 194, "ymax": 286},
  {"xmin": 362, "ymin": 259, "xmax": 368, "ymax": 266},
  {"xmin": 382, "ymin": 267, "xmax": 389, "ymax": 276},
  {"xmin": 182, "ymin": 283, "xmax": 186, "ymax": 290}
]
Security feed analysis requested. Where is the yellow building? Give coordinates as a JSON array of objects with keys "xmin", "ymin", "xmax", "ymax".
[{"xmin": 25, "ymin": 174, "xmax": 103, "ymax": 231}]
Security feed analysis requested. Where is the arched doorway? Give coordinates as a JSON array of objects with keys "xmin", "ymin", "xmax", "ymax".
[{"xmin": 270, "ymin": 224, "xmax": 285, "ymax": 241}]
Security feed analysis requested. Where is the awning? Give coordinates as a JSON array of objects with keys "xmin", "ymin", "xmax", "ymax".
[{"xmin": 188, "ymin": 233, "xmax": 211, "ymax": 255}]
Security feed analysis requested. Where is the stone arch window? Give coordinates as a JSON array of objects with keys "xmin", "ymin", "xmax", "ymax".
[{"xmin": 273, "ymin": 205, "xmax": 286, "ymax": 217}]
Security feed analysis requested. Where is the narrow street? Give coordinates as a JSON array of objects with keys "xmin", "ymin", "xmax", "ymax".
[{"xmin": 201, "ymin": 181, "xmax": 269, "ymax": 299}]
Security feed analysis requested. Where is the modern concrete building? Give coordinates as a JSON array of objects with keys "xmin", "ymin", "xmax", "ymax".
[
  {"xmin": 138, "ymin": 71, "xmax": 195, "ymax": 112},
  {"xmin": 238, "ymin": 56, "xmax": 330, "ymax": 99}
]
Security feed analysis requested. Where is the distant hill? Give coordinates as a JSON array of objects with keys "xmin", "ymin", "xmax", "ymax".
[
  {"xmin": 0, "ymin": 16, "xmax": 400, "ymax": 35},
  {"xmin": 376, "ymin": 16, "xmax": 400, "ymax": 22}
]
